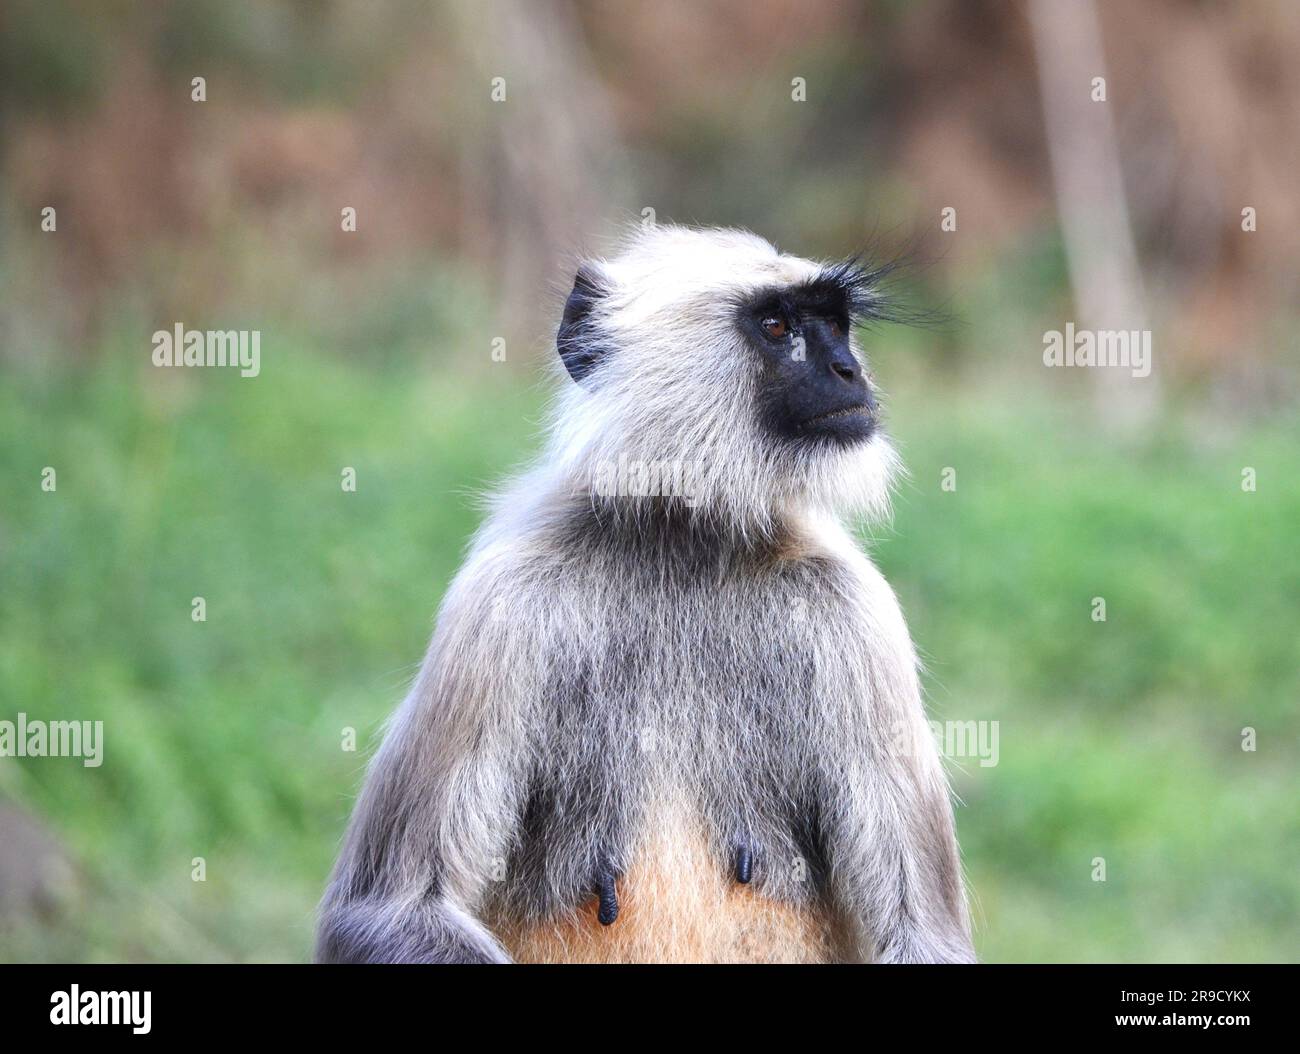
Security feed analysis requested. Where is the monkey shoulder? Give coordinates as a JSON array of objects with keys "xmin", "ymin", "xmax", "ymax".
[{"xmin": 778, "ymin": 518, "xmax": 909, "ymax": 619}]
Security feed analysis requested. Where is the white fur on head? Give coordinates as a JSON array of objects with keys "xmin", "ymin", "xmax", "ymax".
[{"xmin": 545, "ymin": 224, "xmax": 900, "ymax": 541}]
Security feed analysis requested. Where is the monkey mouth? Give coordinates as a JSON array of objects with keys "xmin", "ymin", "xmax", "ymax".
[{"xmin": 800, "ymin": 404, "xmax": 871, "ymax": 430}]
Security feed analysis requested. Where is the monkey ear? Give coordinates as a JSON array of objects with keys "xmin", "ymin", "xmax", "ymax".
[{"xmin": 557, "ymin": 265, "xmax": 610, "ymax": 385}]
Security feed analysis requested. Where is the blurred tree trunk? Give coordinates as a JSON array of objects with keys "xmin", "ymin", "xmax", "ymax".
[
  {"xmin": 1029, "ymin": 0, "xmax": 1160, "ymax": 426},
  {"xmin": 450, "ymin": 0, "xmax": 631, "ymax": 349}
]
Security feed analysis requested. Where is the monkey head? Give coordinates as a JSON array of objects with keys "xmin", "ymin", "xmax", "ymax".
[{"xmin": 548, "ymin": 224, "xmax": 903, "ymax": 539}]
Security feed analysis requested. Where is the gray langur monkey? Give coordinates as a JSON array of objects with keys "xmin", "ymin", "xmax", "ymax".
[{"xmin": 316, "ymin": 225, "xmax": 975, "ymax": 964}]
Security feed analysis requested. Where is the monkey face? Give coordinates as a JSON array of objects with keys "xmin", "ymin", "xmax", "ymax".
[{"xmin": 739, "ymin": 289, "xmax": 878, "ymax": 450}]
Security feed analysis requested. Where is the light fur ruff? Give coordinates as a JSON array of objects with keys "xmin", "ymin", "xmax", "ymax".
[{"xmin": 317, "ymin": 225, "xmax": 975, "ymax": 964}]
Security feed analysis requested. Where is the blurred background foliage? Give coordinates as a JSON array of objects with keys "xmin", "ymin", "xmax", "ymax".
[{"xmin": 0, "ymin": 0, "xmax": 1296, "ymax": 962}]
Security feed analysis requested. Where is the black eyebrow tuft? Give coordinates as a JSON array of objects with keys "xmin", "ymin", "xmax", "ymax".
[
  {"xmin": 792, "ymin": 250, "xmax": 950, "ymax": 330},
  {"xmin": 798, "ymin": 257, "xmax": 885, "ymax": 320},
  {"xmin": 798, "ymin": 255, "xmax": 895, "ymax": 321},
  {"xmin": 730, "ymin": 243, "xmax": 950, "ymax": 331}
]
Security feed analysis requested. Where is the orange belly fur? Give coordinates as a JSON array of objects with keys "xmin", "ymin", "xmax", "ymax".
[{"xmin": 487, "ymin": 805, "xmax": 851, "ymax": 964}]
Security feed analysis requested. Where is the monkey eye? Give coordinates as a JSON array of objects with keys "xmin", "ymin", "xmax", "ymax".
[
  {"xmin": 829, "ymin": 320, "xmax": 843, "ymax": 338},
  {"xmin": 762, "ymin": 317, "xmax": 788, "ymax": 339}
]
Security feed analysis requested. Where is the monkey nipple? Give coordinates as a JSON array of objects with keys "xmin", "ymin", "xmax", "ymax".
[
  {"xmin": 595, "ymin": 869, "xmax": 619, "ymax": 926},
  {"xmin": 735, "ymin": 845, "xmax": 753, "ymax": 884}
]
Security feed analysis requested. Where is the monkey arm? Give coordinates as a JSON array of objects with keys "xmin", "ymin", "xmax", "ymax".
[
  {"xmin": 315, "ymin": 563, "xmax": 532, "ymax": 964},
  {"xmin": 816, "ymin": 552, "xmax": 976, "ymax": 964},
  {"xmin": 313, "ymin": 696, "xmax": 522, "ymax": 963},
  {"xmin": 828, "ymin": 737, "xmax": 976, "ymax": 964},
  {"xmin": 315, "ymin": 890, "xmax": 509, "ymax": 964}
]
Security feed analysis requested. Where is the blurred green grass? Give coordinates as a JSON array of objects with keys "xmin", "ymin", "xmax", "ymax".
[{"xmin": 1, "ymin": 337, "xmax": 1296, "ymax": 962}]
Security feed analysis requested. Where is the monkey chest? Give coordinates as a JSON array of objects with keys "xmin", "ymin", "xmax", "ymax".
[{"xmin": 483, "ymin": 559, "xmax": 863, "ymax": 961}]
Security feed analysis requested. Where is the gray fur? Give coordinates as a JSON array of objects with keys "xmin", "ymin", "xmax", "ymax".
[{"xmin": 316, "ymin": 225, "xmax": 975, "ymax": 963}]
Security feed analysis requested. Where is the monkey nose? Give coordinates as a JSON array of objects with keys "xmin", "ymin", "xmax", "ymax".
[{"xmin": 828, "ymin": 349, "xmax": 861, "ymax": 383}]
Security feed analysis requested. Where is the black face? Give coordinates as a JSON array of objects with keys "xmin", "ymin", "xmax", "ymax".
[{"xmin": 739, "ymin": 281, "xmax": 878, "ymax": 448}]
